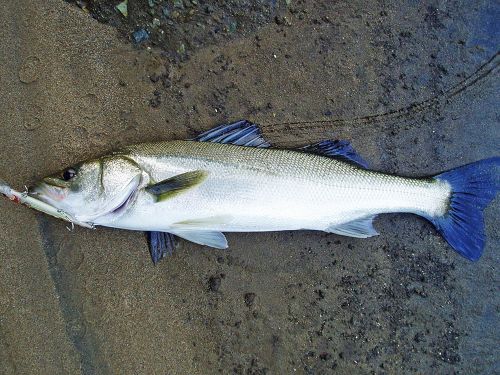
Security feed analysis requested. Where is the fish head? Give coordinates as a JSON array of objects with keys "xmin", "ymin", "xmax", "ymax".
[{"xmin": 30, "ymin": 155, "xmax": 143, "ymax": 223}]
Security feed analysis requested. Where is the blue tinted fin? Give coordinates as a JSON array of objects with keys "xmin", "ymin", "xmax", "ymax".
[
  {"xmin": 326, "ymin": 215, "xmax": 379, "ymax": 238},
  {"xmin": 170, "ymin": 230, "xmax": 228, "ymax": 249},
  {"xmin": 146, "ymin": 231, "xmax": 176, "ymax": 264},
  {"xmin": 300, "ymin": 140, "xmax": 368, "ymax": 168},
  {"xmin": 429, "ymin": 157, "xmax": 499, "ymax": 261},
  {"xmin": 192, "ymin": 120, "xmax": 271, "ymax": 147}
]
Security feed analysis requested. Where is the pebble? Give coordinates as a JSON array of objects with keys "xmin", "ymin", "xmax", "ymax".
[
  {"xmin": 132, "ymin": 29, "xmax": 149, "ymax": 43},
  {"xmin": 208, "ymin": 275, "xmax": 221, "ymax": 292},
  {"xmin": 244, "ymin": 292, "xmax": 256, "ymax": 307}
]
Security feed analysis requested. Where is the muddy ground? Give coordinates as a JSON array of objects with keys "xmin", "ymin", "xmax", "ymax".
[{"xmin": 0, "ymin": 1, "xmax": 498, "ymax": 374}]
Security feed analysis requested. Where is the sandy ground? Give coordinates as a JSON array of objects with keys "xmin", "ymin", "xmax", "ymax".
[{"xmin": 0, "ymin": 1, "xmax": 498, "ymax": 374}]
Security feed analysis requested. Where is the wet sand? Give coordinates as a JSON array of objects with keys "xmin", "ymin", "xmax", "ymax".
[{"xmin": 0, "ymin": 1, "xmax": 498, "ymax": 374}]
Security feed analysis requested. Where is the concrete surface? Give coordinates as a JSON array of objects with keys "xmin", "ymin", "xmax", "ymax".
[{"xmin": 0, "ymin": 1, "xmax": 498, "ymax": 374}]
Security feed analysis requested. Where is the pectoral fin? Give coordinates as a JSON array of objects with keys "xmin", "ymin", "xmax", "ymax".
[
  {"xmin": 326, "ymin": 215, "xmax": 379, "ymax": 238},
  {"xmin": 146, "ymin": 170, "xmax": 208, "ymax": 202},
  {"xmin": 170, "ymin": 230, "xmax": 228, "ymax": 249}
]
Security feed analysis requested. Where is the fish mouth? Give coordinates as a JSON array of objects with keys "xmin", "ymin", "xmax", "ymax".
[
  {"xmin": 43, "ymin": 177, "xmax": 70, "ymax": 189},
  {"xmin": 29, "ymin": 181, "xmax": 67, "ymax": 203}
]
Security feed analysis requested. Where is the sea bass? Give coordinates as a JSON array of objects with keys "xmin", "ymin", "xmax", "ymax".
[{"xmin": 28, "ymin": 120, "xmax": 499, "ymax": 264}]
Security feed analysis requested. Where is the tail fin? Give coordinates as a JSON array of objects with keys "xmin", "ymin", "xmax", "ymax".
[{"xmin": 430, "ymin": 157, "xmax": 499, "ymax": 261}]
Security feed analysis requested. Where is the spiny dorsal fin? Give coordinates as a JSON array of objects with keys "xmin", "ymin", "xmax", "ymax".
[
  {"xmin": 192, "ymin": 120, "xmax": 271, "ymax": 148},
  {"xmin": 326, "ymin": 215, "xmax": 379, "ymax": 238},
  {"xmin": 300, "ymin": 140, "xmax": 368, "ymax": 168},
  {"xmin": 146, "ymin": 170, "xmax": 208, "ymax": 202}
]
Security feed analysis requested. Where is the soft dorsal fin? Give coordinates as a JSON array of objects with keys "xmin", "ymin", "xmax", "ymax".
[
  {"xmin": 146, "ymin": 231, "xmax": 176, "ymax": 264},
  {"xmin": 300, "ymin": 140, "xmax": 368, "ymax": 168},
  {"xmin": 326, "ymin": 215, "xmax": 379, "ymax": 238},
  {"xmin": 192, "ymin": 120, "xmax": 271, "ymax": 147},
  {"xmin": 146, "ymin": 170, "xmax": 208, "ymax": 202}
]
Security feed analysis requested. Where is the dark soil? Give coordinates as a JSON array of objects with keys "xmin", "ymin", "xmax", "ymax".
[{"xmin": 66, "ymin": 0, "xmax": 293, "ymax": 59}]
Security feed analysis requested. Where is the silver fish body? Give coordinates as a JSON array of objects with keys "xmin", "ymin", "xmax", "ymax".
[{"xmin": 93, "ymin": 141, "xmax": 450, "ymax": 235}]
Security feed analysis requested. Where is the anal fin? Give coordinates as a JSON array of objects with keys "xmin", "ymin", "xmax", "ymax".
[{"xmin": 326, "ymin": 215, "xmax": 379, "ymax": 238}]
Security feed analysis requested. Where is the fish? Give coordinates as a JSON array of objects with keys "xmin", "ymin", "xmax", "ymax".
[{"xmin": 27, "ymin": 120, "xmax": 499, "ymax": 264}]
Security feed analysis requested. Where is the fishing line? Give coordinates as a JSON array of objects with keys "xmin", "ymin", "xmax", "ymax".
[{"xmin": 262, "ymin": 51, "xmax": 500, "ymax": 131}]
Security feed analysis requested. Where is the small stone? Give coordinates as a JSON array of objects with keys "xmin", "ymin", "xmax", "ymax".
[
  {"xmin": 132, "ymin": 29, "xmax": 149, "ymax": 44},
  {"xmin": 314, "ymin": 289, "xmax": 325, "ymax": 300},
  {"xmin": 244, "ymin": 292, "xmax": 256, "ymax": 307},
  {"xmin": 149, "ymin": 73, "xmax": 160, "ymax": 83},
  {"xmin": 319, "ymin": 352, "xmax": 331, "ymax": 361},
  {"xmin": 227, "ymin": 20, "xmax": 237, "ymax": 33},
  {"xmin": 116, "ymin": 0, "xmax": 128, "ymax": 17},
  {"xmin": 149, "ymin": 95, "xmax": 161, "ymax": 108},
  {"xmin": 208, "ymin": 275, "xmax": 221, "ymax": 292},
  {"xmin": 274, "ymin": 15, "xmax": 291, "ymax": 26}
]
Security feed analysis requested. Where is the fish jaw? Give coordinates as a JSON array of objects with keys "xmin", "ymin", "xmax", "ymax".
[{"xmin": 30, "ymin": 179, "xmax": 69, "ymax": 203}]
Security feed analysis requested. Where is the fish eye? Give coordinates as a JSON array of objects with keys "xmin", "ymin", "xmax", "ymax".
[{"xmin": 62, "ymin": 168, "xmax": 77, "ymax": 181}]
